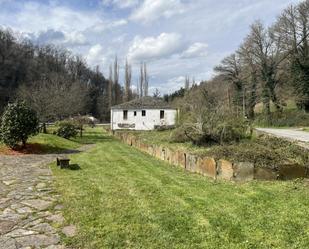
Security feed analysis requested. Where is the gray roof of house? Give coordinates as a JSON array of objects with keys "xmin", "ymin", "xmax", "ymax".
[{"xmin": 111, "ymin": 97, "xmax": 175, "ymax": 110}]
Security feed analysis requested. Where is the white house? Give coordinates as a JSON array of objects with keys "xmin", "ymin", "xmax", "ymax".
[{"xmin": 111, "ymin": 97, "xmax": 177, "ymax": 131}]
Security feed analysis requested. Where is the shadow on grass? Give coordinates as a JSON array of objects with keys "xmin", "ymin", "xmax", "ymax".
[
  {"xmin": 56, "ymin": 163, "xmax": 81, "ymax": 171},
  {"xmin": 68, "ymin": 164, "xmax": 81, "ymax": 170},
  {"xmin": 0, "ymin": 143, "xmax": 84, "ymax": 156},
  {"xmin": 0, "ymin": 128, "xmax": 113, "ymax": 156}
]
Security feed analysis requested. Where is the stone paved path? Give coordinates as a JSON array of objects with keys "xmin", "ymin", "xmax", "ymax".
[{"xmin": 0, "ymin": 145, "xmax": 94, "ymax": 249}]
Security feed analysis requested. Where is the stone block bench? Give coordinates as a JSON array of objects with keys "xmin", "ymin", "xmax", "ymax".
[{"xmin": 56, "ymin": 157, "xmax": 70, "ymax": 169}]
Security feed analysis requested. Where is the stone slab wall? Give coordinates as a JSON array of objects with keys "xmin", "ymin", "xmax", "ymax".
[{"xmin": 112, "ymin": 131, "xmax": 309, "ymax": 182}]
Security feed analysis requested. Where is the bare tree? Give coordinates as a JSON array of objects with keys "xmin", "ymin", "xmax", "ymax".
[
  {"xmin": 274, "ymin": 2, "xmax": 309, "ymax": 110},
  {"xmin": 143, "ymin": 62, "xmax": 149, "ymax": 96},
  {"xmin": 136, "ymin": 80, "xmax": 140, "ymax": 99},
  {"xmin": 185, "ymin": 76, "xmax": 190, "ymax": 90},
  {"xmin": 238, "ymin": 40, "xmax": 259, "ymax": 119},
  {"xmin": 108, "ymin": 64, "xmax": 113, "ymax": 106},
  {"xmin": 215, "ymin": 53, "xmax": 244, "ymax": 115},
  {"xmin": 18, "ymin": 75, "xmax": 90, "ymax": 129},
  {"xmin": 124, "ymin": 59, "xmax": 132, "ymax": 102},
  {"xmin": 246, "ymin": 21, "xmax": 284, "ymax": 115},
  {"xmin": 139, "ymin": 63, "xmax": 144, "ymax": 98},
  {"xmin": 192, "ymin": 77, "xmax": 196, "ymax": 87},
  {"xmin": 113, "ymin": 56, "xmax": 121, "ymax": 104}
]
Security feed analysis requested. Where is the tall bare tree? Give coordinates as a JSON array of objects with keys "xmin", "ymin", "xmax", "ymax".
[
  {"xmin": 185, "ymin": 76, "xmax": 190, "ymax": 90},
  {"xmin": 108, "ymin": 64, "xmax": 113, "ymax": 106},
  {"xmin": 215, "ymin": 53, "xmax": 244, "ymax": 115},
  {"xmin": 246, "ymin": 21, "xmax": 284, "ymax": 115},
  {"xmin": 124, "ymin": 59, "xmax": 132, "ymax": 102},
  {"xmin": 139, "ymin": 63, "xmax": 144, "ymax": 98},
  {"xmin": 274, "ymin": 2, "xmax": 309, "ymax": 110},
  {"xmin": 238, "ymin": 39, "xmax": 259, "ymax": 119},
  {"xmin": 136, "ymin": 80, "xmax": 140, "ymax": 99},
  {"xmin": 113, "ymin": 56, "xmax": 121, "ymax": 104},
  {"xmin": 143, "ymin": 62, "xmax": 149, "ymax": 96}
]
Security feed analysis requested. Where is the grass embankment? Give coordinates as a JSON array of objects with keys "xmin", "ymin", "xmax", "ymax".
[
  {"xmin": 124, "ymin": 130, "xmax": 309, "ymax": 169},
  {"xmin": 0, "ymin": 126, "xmax": 102, "ymax": 155},
  {"xmin": 0, "ymin": 133, "xmax": 80, "ymax": 155},
  {"xmin": 53, "ymin": 128, "xmax": 309, "ymax": 249}
]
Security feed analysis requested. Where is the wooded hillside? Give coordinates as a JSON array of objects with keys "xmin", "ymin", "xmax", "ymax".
[{"xmin": 0, "ymin": 29, "xmax": 119, "ymax": 121}]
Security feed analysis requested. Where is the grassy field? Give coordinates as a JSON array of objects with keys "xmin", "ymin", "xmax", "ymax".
[
  {"xmin": 0, "ymin": 132, "xmax": 80, "ymax": 154},
  {"xmin": 52, "ymin": 128, "xmax": 309, "ymax": 249}
]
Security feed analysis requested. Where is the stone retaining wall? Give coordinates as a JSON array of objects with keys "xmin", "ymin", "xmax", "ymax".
[{"xmin": 113, "ymin": 132, "xmax": 308, "ymax": 181}]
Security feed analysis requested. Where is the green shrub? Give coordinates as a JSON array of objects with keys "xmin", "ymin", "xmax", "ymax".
[
  {"xmin": 170, "ymin": 126, "xmax": 190, "ymax": 143},
  {"xmin": 0, "ymin": 102, "xmax": 39, "ymax": 148},
  {"xmin": 55, "ymin": 121, "xmax": 78, "ymax": 139},
  {"xmin": 215, "ymin": 116, "xmax": 251, "ymax": 143},
  {"xmin": 174, "ymin": 85, "xmax": 251, "ymax": 145},
  {"xmin": 177, "ymin": 112, "xmax": 251, "ymax": 145},
  {"xmin": 201, "ymin": 135, "xmax": 309, "ymax": 169}
]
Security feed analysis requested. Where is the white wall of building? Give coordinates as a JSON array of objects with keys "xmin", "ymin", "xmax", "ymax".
[{"xmin": 111, "ymin": 109, "xmax": 177, "ymax": 131}]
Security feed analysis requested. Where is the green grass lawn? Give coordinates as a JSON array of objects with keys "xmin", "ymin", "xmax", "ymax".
[
  {"xmin": 52, "ymin": 129, "xmax": 309, "ymax": 249},
  {"xmin": 0, "ymin": 126, "xmax": 100, "ymax": 154},
  {"xmin": 29, "ymin": 133, "xmax": 80, "ymax": 152},
  {"xmin": 0, "ymin": 132, "xmax": 80, "ymax": 154}
]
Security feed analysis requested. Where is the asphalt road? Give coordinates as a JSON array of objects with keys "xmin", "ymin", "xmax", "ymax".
[{"xmin": 256, "ymin": 128, "xmax": 309, "ymax": 143}]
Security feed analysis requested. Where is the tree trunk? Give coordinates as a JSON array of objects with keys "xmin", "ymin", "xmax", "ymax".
[
  {"xmin": 247, "ymin": 73, "xmax": 257, "ymax": 120},
  {"xmin": 262, "ymin": 87, "xmax": 271, "ymax": 118},
  {"xmin": 22, "ymin": 140, "xmax": 26, "ymax": 148},
  {"xmin": 42, "ymin": 122, "xmax": 47, "ymax": 134}
]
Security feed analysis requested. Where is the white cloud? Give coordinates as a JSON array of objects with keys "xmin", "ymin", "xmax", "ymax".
[
  {"xmin": 13, "ymin": 2, "xmax": 100, "ymax": 33},
  {"xmin": 102, "ymin": 0, "xmax": 139, "ymax": 9},
  {"xmin": 130, "ymin": 0, "xmax": 185, "ymax": 23},
  {"xmin": 31, "ymin": 29, "xmax": 87, "ymax": 47},
  {"xmin": 128, "ymin": 33, "xmax": 183, "ymax": 61},
  {"xmin": 86, "ymin": 44, "xmax": 105, "ymax": 65},
  {"xmin": 166, "ymin": 76, "xmax": 186, "ymax": 90},
  {"xmin": 65, "ymin": 31, "xmax": 87, "ymax": 46},
  {"xmin": 90, "ymin": 19, "xmax": 128, "ymax": 33},
  {"xmin": 181, "ymin": 42, "xmax": 208, "ymax": 59}
]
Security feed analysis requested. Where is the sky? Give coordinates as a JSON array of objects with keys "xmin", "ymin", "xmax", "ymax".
[{"xmin": 0, "ymin": 0, "xmax": 302, "ymax": 94}]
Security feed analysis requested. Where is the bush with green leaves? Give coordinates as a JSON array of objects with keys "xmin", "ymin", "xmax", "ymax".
[
  {"xmin": 172, "ymin": 86, "xmax": 251, "ymax": 145},
  {"xmin": 55, "ymin": 121, "xmax": 78, "ymax": 139},
  {"xmin": 169, "ymin": 126, "xmax": 188, "ymax": 143},
  {"xmin": 0, "ymin": 102, "xmax": 39, "ymax": 148}
]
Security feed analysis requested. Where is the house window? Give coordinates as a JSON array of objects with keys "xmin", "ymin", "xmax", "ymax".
[
  {"xmin": 123, "ymin": 110, "xmax": 128, "ymax": 120},
  {"xmin": 160, "ymin": 110, "xmax": 165, "ymax": 119},
  {"xmin": 142, "ymin": 110, "xmax": 146, "ymax": 116},
  {"xmin": 134, "ymin": 111, "xmax": 137, "ymax": 116}
]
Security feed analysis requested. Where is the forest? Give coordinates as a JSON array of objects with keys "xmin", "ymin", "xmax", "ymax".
[
  {"xmin": 163, "ymin": 0, "xmax": 309, "ymax": 136},
  {"xmin": 198, "ymin": 0, "xmax": 309, "ymax": 121},
  {"xmin": 0, "ymin": 29, "xmax": 152, "ymax": 122}
]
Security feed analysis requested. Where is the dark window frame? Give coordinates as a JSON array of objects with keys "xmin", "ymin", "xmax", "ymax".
[
  {"xmin": 142, "ymin": 110, "xmax": 146, "ymax": 117},
  {"xmin": 123, "ymin": 110, "xmax": 128, "ymax": 120},
  {"xmin": 134, "ymin": 111, "xmax": 137, "ymax": 116},
  {"xmin": 160, "ymin": 110, "xmax": 165, "ymax": 119}
]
